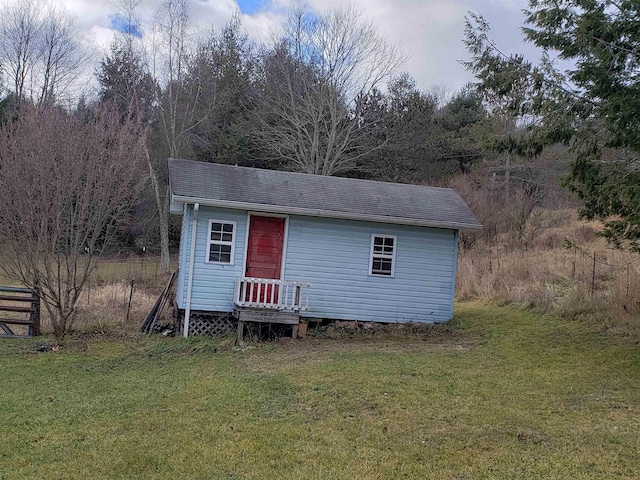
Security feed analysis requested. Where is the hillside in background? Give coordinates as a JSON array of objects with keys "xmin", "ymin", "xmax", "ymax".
[{"xmin": 451, "ymin": 153, "xmax": 640, "ymax": 339}]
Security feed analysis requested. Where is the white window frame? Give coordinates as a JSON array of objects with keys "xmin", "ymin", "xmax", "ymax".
[
  {"xmin": 206, "ymin": 220, "xmax": 236, "ymax": 265},
  {"xmin": 369, "ymin": 234, "xmax": 397, "ymax": 277}
]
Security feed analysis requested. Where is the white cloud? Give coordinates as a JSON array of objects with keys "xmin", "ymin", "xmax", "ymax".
[
  {"xmin": 361, "ymin": 0, "xmax": 472, "ymax": 92},
  {"xmin": 47, "ymin": 0, "xmax": 536, "ymax": 97}
]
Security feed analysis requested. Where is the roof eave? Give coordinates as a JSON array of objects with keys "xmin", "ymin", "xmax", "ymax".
[{"xmin": 171, "ymin": 194, "xmax": 483, "ymax": 231}]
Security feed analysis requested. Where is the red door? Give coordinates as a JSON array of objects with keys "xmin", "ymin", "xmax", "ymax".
[{"xmin": 245, "ymin": 216, "xmax": 285, "ymax": 303}]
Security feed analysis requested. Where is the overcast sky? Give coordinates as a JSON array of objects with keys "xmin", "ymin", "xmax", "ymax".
[{"xmin": 58, "ymin": 0, "xmax": 536, "ymax": 96}]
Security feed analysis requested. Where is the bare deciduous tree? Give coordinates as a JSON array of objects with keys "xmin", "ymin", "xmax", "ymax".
[
  {"xmin": 99, "ymin": 0, "xmax": 193, "ymax": 275},
  {"xmin": 0, "ymin": 0, "xmax": 39, "ymax": 105},
  {"xmin": 109, "ymin": 0, "xmax": 206, "ymax": 275},
  {"xmin": 253, "ymin": 5, "xmax": 404, "ymax": 175},
  {"xmin": 0, "ymin": 0, "xmax": 90, "ymax": 107},
  {"xmin": 36, "ymin": 3, "xmax": 89, "ymax": 106},
  {"xmin": 136, "ymin": 0, "xmax": 241, "ymax": 274},
  {"xmin": 147, "ymin": 0, "xmax": 201, "ymax": 275},
  {"xmin": 0, "ymin": 106, "xmax": 147, "ymax": 340}
]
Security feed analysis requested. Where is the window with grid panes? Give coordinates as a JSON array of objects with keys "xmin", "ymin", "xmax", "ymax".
[
  {"xmin": 370, "ymin": 235, "xmax": 396, "ymax": 276},
  {"xmin": 207, "ymin": 220, "xmax": 235, "ymax": 264}
]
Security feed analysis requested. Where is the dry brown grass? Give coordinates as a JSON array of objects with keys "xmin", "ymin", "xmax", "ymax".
[
  {"xmin": 457, "ymin": 208, "xmax": 640, "ymax": 338},
  {"xmin": 72, "ymin": 281, "xmax": 163, "ymax": 332},
  {"xmin": 1, "ymin": 255, "xmax": 176, "ymax": 336},
  {"xmin": 91, "ymin": 254, "xmax": 172, "ymax": 288},
  {"xmin": 35, "ymin": 281, "xmax": 170, "ymax": 335}
]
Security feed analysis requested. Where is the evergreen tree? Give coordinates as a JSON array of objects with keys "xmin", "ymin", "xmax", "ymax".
[
  {"xmin": 97, "ymin": 42, "xmax": 158, "ymax": 123},
  {"xmin": 523, "ymin": 0, "xmax": 640, "ymax": 250},
  {"xmin": 186, "ymin": 16, "xmax": 260, "ymax": 165},
  {"xmin": 355, "ymin": 75, "xmax": 488, "ymax": 183}
]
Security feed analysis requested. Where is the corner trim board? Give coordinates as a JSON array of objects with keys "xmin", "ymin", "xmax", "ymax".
[{"xmin": 183, "ymin": 202, "xmax": 199, "ymax": 337}]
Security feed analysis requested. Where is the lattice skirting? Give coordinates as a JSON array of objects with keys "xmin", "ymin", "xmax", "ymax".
[{"xmin": 176, "ymin": 310, "xmax": 237, "ymax": 337}]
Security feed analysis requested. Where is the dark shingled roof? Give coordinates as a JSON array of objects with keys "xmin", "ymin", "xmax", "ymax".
[{"xmin": 169, "ymin": 158, "xmax": 481, "ymax": 230}]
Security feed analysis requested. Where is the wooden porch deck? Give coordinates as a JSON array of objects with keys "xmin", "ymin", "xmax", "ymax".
[{"xmin": 235, "ymin": 307, "xmax": 301, "ymax": 342}]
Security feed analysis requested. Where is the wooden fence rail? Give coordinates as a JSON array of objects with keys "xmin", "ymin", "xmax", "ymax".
[{"xmin": 0, "ymin": 286, "xmax": 40, "ymax": 338}]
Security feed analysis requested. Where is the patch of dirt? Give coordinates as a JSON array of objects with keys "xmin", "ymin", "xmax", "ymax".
[
  {"xmin": 43, "ymin": 329, "xmax": 145, "ymax": 354},
  {"xmin": 241, "ymin": 321, "xmax": 483, "ymax": 372},
  {"xmin": 319, "ymin": 319, "xmax": 462, "ymax": 339}
]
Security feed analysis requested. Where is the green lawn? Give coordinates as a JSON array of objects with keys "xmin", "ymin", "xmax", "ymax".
[{"xmin": 1, "ymin": 302, "xmax": 639, "ymax": 479}]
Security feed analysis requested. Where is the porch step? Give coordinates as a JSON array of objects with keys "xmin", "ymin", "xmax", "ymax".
[
  {"xmin": 236, "ymin": 308, "xmax": 300, "ymax": 325},
  {"xmin": 235, "ymin": 308, "xmax": 301, "ymax": 342}
]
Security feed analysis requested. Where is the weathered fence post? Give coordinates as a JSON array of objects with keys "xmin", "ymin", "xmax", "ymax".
[
  {"xmin": 32, "ymin": 285, "xmax": 41, "ymax": 336},
  {"xmin": 126, "ymin": 278, "xmax": 135, "ymax": 324},
  {"xmin": 591, "ymin": 251, "xmax": 597, "ymax": 297}
]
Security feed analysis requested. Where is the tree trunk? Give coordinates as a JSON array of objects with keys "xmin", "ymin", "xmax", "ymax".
[
  {"xmin": 158, "ymin": 191, "xmax": 170, "ymax": 275},
  {"xmin": 504, "ymin": 151, "xmax": 511, "ymax": 204},
  {"xmin": 146, "ymin": 147, "xmax": 171, "ymax": 276}
]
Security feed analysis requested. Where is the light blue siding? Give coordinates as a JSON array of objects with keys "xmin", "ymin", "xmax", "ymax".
[
  {"xmin": 284, "ymin": 216, "xmax": 457, "ymax": 323},
  {"xmin": 175, "ymin": 204, "xmax": 190, "ymax": 307},
  {"xmin": 176, "ymin": 206, "xmax": 459, "ymax": 323},
  {"xmin": 176, "ymin": 206, "xmax": 247, "ymax": 311}
]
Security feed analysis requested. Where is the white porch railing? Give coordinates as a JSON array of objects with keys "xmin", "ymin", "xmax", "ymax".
[{"xmin": 234, "ymin": 277, "xmax": 311, "ymax": 311}]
